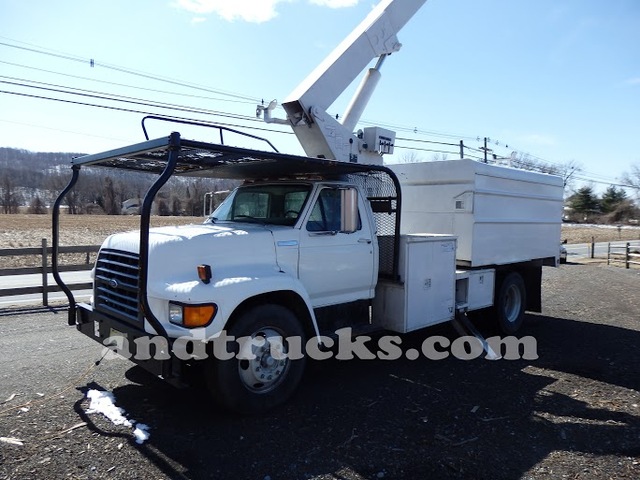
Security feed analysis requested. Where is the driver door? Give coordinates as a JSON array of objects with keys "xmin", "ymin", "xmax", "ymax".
[{"xmin": 298, "ymin": 186, "xmax": 376, "ymax": 307}]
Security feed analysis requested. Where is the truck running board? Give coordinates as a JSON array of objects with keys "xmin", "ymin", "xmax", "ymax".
[{"xmin": 451, "ymin": 313, "xmax": 501, "ymax": 360}]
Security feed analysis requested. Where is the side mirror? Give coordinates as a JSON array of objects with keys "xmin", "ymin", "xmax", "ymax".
[{"xmin": 340, "ymin": 188, "xmax": 359, "ymax": 233}]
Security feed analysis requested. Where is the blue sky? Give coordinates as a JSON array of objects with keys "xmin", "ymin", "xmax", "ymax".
[{"xmin": 1, "ymin": 0, "xmax": 639, "ymax": 193}]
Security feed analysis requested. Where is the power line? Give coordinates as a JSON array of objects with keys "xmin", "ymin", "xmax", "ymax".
[
  {"xmin": 0, "ymin": 38, "xmax": 260, "ymax": 103},
  {"xmin": 0, "ymin": 60, "xmax": 256, "ymax": 105},
  {"xmin": 393, "ymin": 145, "xmax": 459, "ymax": 156},
  {"xmin": 0, "ymin": 89, "xmax": 295, "ymax": 138},
  {"xmin": 395, "ymin": 136, "xmax": 460, "ymax": 148},
  {"xmin": 1, "ymin": 37, "xmax": 633, "ymax": 187},
  {"xmin": 0, "ymin": 118, "xmax": 128, "ymax": 143},
  {"xmin": 0, "ymin": 37, "xmax": 516, "ymax": 159},
  {"xmin": 0, "ymin": 78, "xmax": 258, "ymax": 123}
]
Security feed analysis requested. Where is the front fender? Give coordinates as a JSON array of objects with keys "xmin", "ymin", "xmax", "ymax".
[{"xmin": 146, "ymin": 270, "xmax": 319, "ymax": 340}]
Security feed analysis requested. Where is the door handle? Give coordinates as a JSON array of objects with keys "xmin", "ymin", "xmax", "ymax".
[{"xmin": 358, "ymin": 238, "xmax": 372, "ymax": 244}]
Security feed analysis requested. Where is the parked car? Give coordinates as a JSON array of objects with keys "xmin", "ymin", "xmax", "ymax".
[{"xmin": 560, "ymin": 243, "xmax": 568, "ymax": 264}]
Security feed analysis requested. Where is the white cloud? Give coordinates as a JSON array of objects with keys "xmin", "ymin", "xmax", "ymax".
[
  {"xmin": 174, "ymin": 0, "xmax": 291, "ymax": 23},
  {"xmin": 173, "ymin": 0, "xmax": 359, "ymax": 23},
  {"xmin": 309, "ymin": 0, "xmax": 359, "ymax": 7},
  {"xmin": 624, "ymin": 77, "xmax": 640, "ymax": 87}
]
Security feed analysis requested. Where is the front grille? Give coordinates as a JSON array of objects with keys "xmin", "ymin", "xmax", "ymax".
[{"xmin": 94, "ymin": 249, "xmax": 140, "ymax": 324}]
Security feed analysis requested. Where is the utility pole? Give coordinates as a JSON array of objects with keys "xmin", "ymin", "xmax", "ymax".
[{"xmin": 479, "ymin": 137, "xmax": 493, "ymax": 163}]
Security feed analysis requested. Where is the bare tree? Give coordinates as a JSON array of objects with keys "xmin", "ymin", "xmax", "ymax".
[
  {"xmin": 398, "ymin": 150, "xmax": 423, "ymax": 163},
  {"xmin": 622, "ymin": 163, "xmax": 640, "ymax": 199},
  {"xmin": 170, "ymin": 195, "xmax": 183, "ymax": 216},
  {"xmin": 102, "ymin": 177, "xmax": 119, "ymax": 215},
  {"xmin": 184, "ymin": 179, "xmax": 213, "ymax": 216},
  {"xmin": 45, "ymin": 173, "xmax": 80, "ymax": 214},
  {"xmin": 508, "ymin": 153, "xmax": 581, "ymax": 189},
  {"xmin": 0, "ymin": 173, "xmax": 21, "ymax": 213}
]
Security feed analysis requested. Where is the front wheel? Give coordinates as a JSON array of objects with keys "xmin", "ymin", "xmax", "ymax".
[
  {"xmin": 494, "ymin": 272, "xmax": 526, "ymax": 335},
  {"xmin": 205, "ymin": 304, "xmax": 307, "ymax": 414}
]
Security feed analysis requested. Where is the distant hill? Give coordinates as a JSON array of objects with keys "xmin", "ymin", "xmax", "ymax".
[
  {"xmin": 0, "ymin": 147, "xmax": 84, "ymax": 189},
  {"xmin": 0, "ymin": 147, "xmax": 234, "ymax": 215}
]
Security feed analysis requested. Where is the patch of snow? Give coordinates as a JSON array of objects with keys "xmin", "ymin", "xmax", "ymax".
[
  {"xmin": 86, "ymin": 390, "xmax": 132, "ymax": 427},
  {"xmin": 133, "ymin": 423, "xmax": 150, "ymax": 445},
  {"xmin": 84, "ymin": 389, "xmax": 150, "ymax": 444},
  {"xmin": 563, "ymin": 223, "xmax": 640, "ymax": 231}
]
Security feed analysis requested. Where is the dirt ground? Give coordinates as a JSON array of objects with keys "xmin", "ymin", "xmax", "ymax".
[
  {"xmin": 1, "ymin": 214, "xmax": 640, "ymax": 250},
  {"xmin": 0, "ymin": 214, "xmax": 202, "ymax": 249},
  {"xmin": 0, "ymin": 214, "xmax": 202, "ymax": 269},
  {"xmin": 560, "ymin": 224, "xmax": 640, "ymax": 244}
]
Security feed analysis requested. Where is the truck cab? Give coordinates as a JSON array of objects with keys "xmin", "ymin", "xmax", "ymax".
[{"xmin": 208, "ymin": 180, "xmax": 378, "ymax": 308}]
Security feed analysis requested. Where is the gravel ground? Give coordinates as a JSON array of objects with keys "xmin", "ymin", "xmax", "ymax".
[{"xmin": 0, "ymin": 263, "xmax": 639, "ymax": 479}]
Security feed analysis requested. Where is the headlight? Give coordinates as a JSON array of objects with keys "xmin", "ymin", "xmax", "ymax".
[{"xmin": 169, "ymin": 302, "xmax": 217, "ymax": 328}]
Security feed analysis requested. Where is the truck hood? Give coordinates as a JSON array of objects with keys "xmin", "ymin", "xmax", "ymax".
[{"xmin": 100, "ymin": 222, "xmax": 280, "ymax": 279}]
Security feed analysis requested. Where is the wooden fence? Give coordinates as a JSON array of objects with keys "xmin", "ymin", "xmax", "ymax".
[
  {"xmin": 0, "ymin": 239, "xmax": 100, "ymax": 306},
  {"xmin": 607, "ymin": 242, "xmax": 640, "ymax": 269}
]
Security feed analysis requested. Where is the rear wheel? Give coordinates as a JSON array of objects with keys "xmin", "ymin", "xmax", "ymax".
[
  {"xmin": 494, "ymin": 272, "xmax": 526, "ymax": 335},
  {"xmin": 205, "ymin": 304, "xmax": 306, "ymax": 414}
]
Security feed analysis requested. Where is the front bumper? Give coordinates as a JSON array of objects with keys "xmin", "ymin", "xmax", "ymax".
[{"xmin": 75, "ymin": 303, "xmax": 185, "ymax": 387}]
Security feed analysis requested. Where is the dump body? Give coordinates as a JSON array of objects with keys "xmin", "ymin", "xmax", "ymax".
[{"xmin": 390, "ymin": 159, "xmax": 564, "ymax": 267}]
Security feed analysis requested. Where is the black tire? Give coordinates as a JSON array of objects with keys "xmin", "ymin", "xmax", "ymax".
[
  {"xmin": 493, "ymin": 272, "xmax": 526, "ymax": 335},
  {"xmin": 205, "ymin": 304, "xmax": 306, "ymax": 414}
]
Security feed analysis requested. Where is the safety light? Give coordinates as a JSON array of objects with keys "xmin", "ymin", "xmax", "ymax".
[
  {"xmin": 197, "ymin": 264, "xmax": 212, "ymax": 284},
  {"xmin": 169, "ymin": 302, "xmax": 217, "ymax": 328}
]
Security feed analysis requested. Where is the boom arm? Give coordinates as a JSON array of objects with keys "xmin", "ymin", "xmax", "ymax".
[{"xmin": 259, "ymin": 0, "xmax": 427, "ymax": 164}]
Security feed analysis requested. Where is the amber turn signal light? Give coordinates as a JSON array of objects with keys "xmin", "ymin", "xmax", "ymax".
[
  {"xmin": 197, "ymin": 264, "xmax": 212, "ymax": 284},
  {"xmin": 183, "ymin": 304, "xmax": 217, "ymax": 328}
]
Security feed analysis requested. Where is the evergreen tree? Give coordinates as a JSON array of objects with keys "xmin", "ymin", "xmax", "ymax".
[
  {"xmin": 567, "ymin": 186, "xmax": 599, "ymax": 216},
  {"xmin": 600, "ymin": 185, "xmax": 627, "ymax": 214},
  {"xmin": 28, "ymin": 195, "xmax": 47, "ymax": 214}
]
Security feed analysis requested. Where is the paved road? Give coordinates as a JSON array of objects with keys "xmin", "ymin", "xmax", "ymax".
[
  {"xmin": 1, "ymin": 264, "xmax": 640, "ymax": 480},
  {"xmin": 564, "ymin": 239, "xmax": 640, "ymax": 260},
  {"xmin": 0, "ymin": 271, "xmax": 91, "ymax": 308}
]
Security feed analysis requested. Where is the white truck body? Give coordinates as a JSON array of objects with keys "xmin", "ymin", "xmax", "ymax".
[
  {"xmin": 89, "ymin": 160, "xmax": 562, "ymax": 341},
  {"xmin": 52, "ymin": 131, "xmax": 562, "ymax": 414},
  {"xmin": 391, "ymin": 160, "xmax": 564, "ymax": 266}
]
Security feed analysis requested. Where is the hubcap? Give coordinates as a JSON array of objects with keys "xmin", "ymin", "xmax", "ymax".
[
  {"xmin": 238, "ymin": 327, "xmax": 289, "ymax": 393},
  {"xmin": 503, "ymin": 284, "xmax": 522, "ymax": 323}
]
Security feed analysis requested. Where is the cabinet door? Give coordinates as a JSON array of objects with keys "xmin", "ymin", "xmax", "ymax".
[{"xmin": 405, "ymin": 239, "xmax": 456, "ymax": 331}]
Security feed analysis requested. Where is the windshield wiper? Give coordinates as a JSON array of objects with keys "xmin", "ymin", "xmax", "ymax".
[{"xmin": 233, "ymin": 215, "xmax": 265, "ymax": 224}]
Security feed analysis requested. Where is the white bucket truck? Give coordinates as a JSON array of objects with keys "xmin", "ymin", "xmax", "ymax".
[{"xmin": 53, "ymin": 0, "xmax": 563, "ymax": 413}]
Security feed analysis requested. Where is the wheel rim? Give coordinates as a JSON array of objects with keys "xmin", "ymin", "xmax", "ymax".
[
  {"xmin": 503, "ymin": 284, "xmax": 522, "ymax": 324},
  {"xmin": 237, "ymin": 327, "xmax": 289, "ymax": 393}
]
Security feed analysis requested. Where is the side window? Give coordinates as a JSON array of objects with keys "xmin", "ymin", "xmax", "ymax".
[
  {"xmin": 284, "ymin": 191, "xmax": 308, "ymax": 218},
  {"xmin": 306, "ymin": 188, "xmax": 361, "ymax": 232}
]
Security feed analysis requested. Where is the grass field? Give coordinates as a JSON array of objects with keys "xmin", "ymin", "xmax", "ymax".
[{"xmin": 1, "ymin": 213, "xmax": 640, "ymax": 249}]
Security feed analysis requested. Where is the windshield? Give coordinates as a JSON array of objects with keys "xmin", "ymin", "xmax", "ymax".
[{"xmin": 208, "ymin": 184, "xmax": 312, "ymax": 226}]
